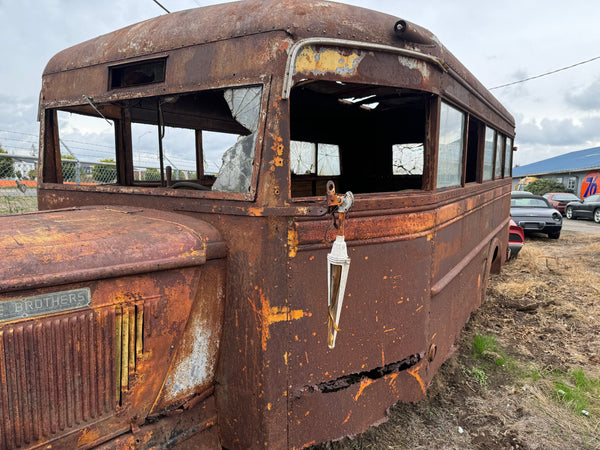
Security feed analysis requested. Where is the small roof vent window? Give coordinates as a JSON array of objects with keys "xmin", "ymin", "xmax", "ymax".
[{"xmin": 109, "ymin": 58, "xmax": 166, "ymax": 89}]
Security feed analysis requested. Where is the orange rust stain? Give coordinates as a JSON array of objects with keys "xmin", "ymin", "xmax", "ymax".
[
  {"xmin": 353, "ymin": 378, "xmax": 375, "ymax": 402},
  {"xmin": 431, "ymin": 332, "xmax": 437, "ymax": 340},
  {"xmin": 271, "ymin": 136, "xmax": 284, "ymax": 156},
  {"xmin": 407, "ymin": 365, "xmax": 426, "ymax": 395},
  {"xmin": 248, "ymin": 207, "xmax": 265, "ymax": 216},
  {"xmin": 309, "ymin": 256, "xmax": 315, "ymax": 261},
  {"xmin": 258, "ymin": 290, "xmax": 312, "ymax": 351},
  {"xmin": 274, "ymin": 156, "xmax": 284, "ymax": 167},
  {"xmin": 77, "ymin": 428, "xmax": 101, "ymax": 446},
  {"xmin": 415, "ymin": 305, "xmax": 424, "ymax": 312},
  {"xmin": 288, "ymin": 228, "xmax": 298, "ymax": 258},
  {"xmin": 342, "ymin": 409, "xmax": 353, "ymax": 424},
  {"xmin": 278, "ymin": 40, "xmax": 291, "ymax": 51}
]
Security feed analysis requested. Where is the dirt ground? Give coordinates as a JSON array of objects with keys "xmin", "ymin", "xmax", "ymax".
[{"xmin": 316, "ymin": 230, "xmax": 600, "ymax": 449}]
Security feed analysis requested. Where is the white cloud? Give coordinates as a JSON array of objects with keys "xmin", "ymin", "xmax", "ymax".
[{"xmin": 2, "ymin": 0, "xmax": 600, "ymax": 166}]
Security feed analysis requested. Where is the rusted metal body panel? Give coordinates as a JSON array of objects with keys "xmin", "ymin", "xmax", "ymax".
[
  {"xmin": 0, "ymin": 0, "xmax": 518, "ymax": 448},
  {"xmin": 0, "ymin": 208, "xmax": 226, "ymax": 449}
]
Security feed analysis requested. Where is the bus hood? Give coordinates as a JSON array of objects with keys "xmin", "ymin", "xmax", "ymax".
[{"xmin": 0, "ymin": 206, "xmax": 225, "ymax": 294}]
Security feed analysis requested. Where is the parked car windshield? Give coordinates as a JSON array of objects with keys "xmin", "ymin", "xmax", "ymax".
[
  {"xmin": 511, "ymin": 198, "xmax": 550, "ymax": 208},
  {"xmin": 551, "ymin": 194, "xmax": 579, "ymax": 201}
]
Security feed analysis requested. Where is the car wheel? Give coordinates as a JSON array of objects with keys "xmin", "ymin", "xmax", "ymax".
[
  {"xmin": 565, "ymin": 206, "xmax": 574, "ymax": 219},
  {"xmin": 594, "ymin": 208, "xmax": 600, "ymax": 224},
  {"xmin": 548, "ymin": 231, "xmax": 560, "ymax": 239}
]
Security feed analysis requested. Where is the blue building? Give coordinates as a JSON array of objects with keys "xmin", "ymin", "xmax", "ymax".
[{"xmin": 513, "ymin": 146, "xmax": 600, "ymax": 198}]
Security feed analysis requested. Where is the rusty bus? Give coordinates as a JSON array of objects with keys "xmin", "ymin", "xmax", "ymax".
[{"xmin": 0, "ymin": 1, "xmax": 515, "ymax": 448}]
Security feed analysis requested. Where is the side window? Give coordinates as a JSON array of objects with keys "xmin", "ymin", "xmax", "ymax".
[
  {"xmin": 393, "ymin": 144, "xmax": 424, "ymax": 175},
  {"xmin": 291, "ymin": 141, "xmax": 340, "ymax": 176},
  {"xmin": 483, "ymin": 127, "xmax": 495, "ymax": 181},
  {"xmin": 437, "ymin": 102, "xmax": 465, "ymax": 188},
  {"xmin": 504, "ymin": 137, "xmax": 513, "ymax": 177},
  {"xmin": 494, "ymin": 134, "xmax": 503, "ymax": 179},
  {"xmin": 56, "ymin": 111, "xmax": 116, "ymax": 184}
]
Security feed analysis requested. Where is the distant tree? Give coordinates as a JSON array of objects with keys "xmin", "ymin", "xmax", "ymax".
[
  {"xmin": 525, "ymin": 178, "xmax": 567, "ymax": 196},
  {"xmin": 27, "ymin": 169, "xmax": 37, "ymax": 180},
  {"xmin": 92, "ymin": 158, "xmax": 117, "ymax": 183},
  {"xmin": 0, "ymin": 144, "xmax": 15, "ymax": 179}
]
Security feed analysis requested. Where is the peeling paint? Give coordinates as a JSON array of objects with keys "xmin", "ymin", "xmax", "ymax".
[
  {"xmin": 294, "ymin": 46, "xmax": 363, "ymax": 76},
  {"xmin": 398, "ymin": 55, "xmax": 430, "ymax": 79},
  {"xmin": 255, "ymin": 289, "xmax": 311, "ymax": 351},
  {"xmin": 288, "ymin": 228, "xmax": 298, "ymax": 258}
]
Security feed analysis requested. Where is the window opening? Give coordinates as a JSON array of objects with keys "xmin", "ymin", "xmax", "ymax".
[
  {"xmin": 53, "ymin": 85, "xmax": 262, "ymax": 194},
  {"xmin": 56, "ymin": 111, "xmax": 116, "ymax": 184},
  {"xmin": 109, "ymin": 58, "xmax": 167, "ymax": 89},
  {"xmin": 465, "ymin": 116, "xmax": 482, "ymax": 183},
  {"xmin": 291, "ymin": 141, "xmax": 341, "ymax": 176},
  {"xmin": 483, "ymin": 127, "xmax": 495, "ymax": 181},
  {"xmin": 494, "ymin": 133, "xmax": 504, "ymax": 179},
  {"xmin": 437, "ymin": 102, "xmax": 465, "ymax": 189},
  {"xmin": 290, "ymin": 81, "xmax": 428, "ymax": 196},
  {"xmin": 504, "ymin": 137, "xmax": 513, "ymax": 177}
]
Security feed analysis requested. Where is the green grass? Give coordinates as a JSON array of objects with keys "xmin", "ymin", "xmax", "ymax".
[
  {"xmin": 471, "ymin": 335, "xmax": 600, "ymax": 417},
  {"xmin": 0, "ymin": 195, "xmax": 37, "ymax": 215},
  {"xmin": 552, "ymin": 368, "xmax": 600, "ymax": 415}
]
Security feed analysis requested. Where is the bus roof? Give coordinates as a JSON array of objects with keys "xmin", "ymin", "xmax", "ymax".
[{"xmin": 42, "ymin": 0, "xmax": 513, "ymax": 128}]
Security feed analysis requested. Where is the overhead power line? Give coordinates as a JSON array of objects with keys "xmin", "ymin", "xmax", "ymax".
[
  {"xmin": 152, "ymin": 0, "xmax": 170, "ymax": 13},
  {"xmin": 489, "ymin": 55, "xmax": 600, "ymax": 90}
]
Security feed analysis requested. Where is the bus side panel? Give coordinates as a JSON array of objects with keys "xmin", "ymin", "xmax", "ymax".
[{"xmin": 287, "ymin": 231, "xmax": 433, "ymax": 446}]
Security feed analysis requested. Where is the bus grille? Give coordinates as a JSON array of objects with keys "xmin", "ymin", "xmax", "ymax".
[{"xmin": 0, "ymin": 309, "xmax": 116, "ymax": 449}]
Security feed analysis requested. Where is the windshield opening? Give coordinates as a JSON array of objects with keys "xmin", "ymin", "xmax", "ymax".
[{"xmin": 47, "ymin": 85, "xmax": 263, "ymax": 194}]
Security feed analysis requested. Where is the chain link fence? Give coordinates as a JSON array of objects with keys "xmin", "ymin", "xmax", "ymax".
[
  {"xmin": 0, "ymin": 153, "xmax": 37, "ymax": 215},
  {"xmin": 0, "ymin": 153, "xmax": 196, "ymax": 215}
]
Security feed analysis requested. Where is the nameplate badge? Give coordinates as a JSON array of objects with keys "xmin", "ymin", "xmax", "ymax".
[{"xmin": 0, "ymin": 288, "xmax": 91, "ymax": 322}]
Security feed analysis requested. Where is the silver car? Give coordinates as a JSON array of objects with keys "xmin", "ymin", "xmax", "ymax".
[{"xmin": 510, "ymin": 193, "xmax": 562, "ymax": 239}]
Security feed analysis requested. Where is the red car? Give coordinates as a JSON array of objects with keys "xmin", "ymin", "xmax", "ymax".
[
  {"xmin": 543, "ymin": 192, "xmax": 581, "ymax": 215},
  {"xmin": 509, "ymin": 219, "xmax": 524, "ymax": 259}
]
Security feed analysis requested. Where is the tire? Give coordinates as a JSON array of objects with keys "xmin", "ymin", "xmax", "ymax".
[
  {"xmin": 548, "ymin": 231, "xmax": 560, "ymax": 239},
  {"xmin": 565, "ymin": 206, "xmax": 574, "ymax": 219},
  {"xmin": 594, "ymin": 208, "xmax": 600, "ymax": 224}
]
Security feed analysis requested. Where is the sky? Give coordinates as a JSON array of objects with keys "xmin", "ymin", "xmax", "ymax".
[{"xmin": 1, "ymin": 0, "xmax": 600, "ymax": 167}]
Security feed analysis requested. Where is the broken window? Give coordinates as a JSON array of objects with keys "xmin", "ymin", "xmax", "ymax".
[
  {"xmin": 51, "ymin": 85, "xmax": 263, "ymax": 194},
  {"xmin": 291, "ymin": 141, "xmax": 341, "ymax": 176},
  {"xmin": 290, "ymin": 81, "xmax": 428, "ymax": 197},
  {"xmin": 393, "ymin": 144, "xmax": 423, "ymax": 175}
]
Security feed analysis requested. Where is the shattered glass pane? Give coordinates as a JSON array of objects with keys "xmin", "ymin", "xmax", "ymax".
[
  {"xmin": 317, "ymin": 144, "xmax": 340, "ymax": 176},
  {"xmin": 212, "ymin": 86, "xmax": 262, "ymax": 193},
  {"xmin": 223, "ymin": 86, "xmax": 262, "ymax": 133},
  {"xmin": 393, "ymin": 144, "xmax": 424, "ymax": 175},
  {"xmin": 291, "ymin": 141, "xmax": 316, "ymax": 175}
]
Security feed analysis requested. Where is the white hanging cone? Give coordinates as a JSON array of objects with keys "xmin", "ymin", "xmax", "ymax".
[{"xmin": 327, "ymin": 235, "xmax": 351, "ymax": 349}]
